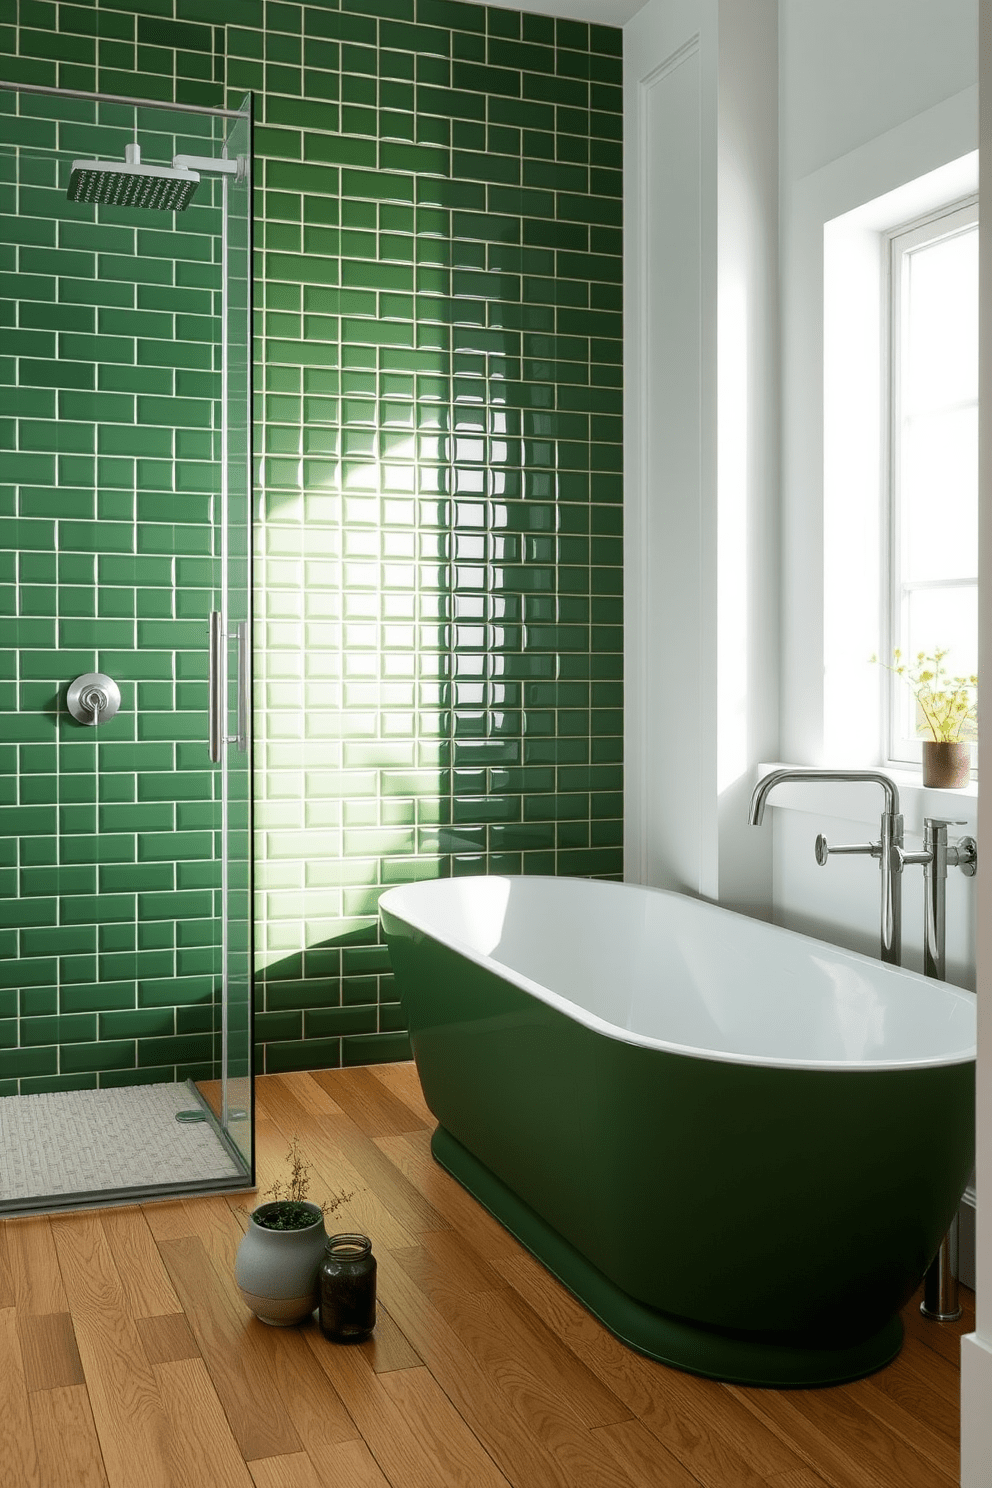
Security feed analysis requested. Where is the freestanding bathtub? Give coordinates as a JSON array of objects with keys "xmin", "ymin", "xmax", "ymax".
[{"xmin": 379, "ymin": 875, "xmax": 976, "ymax": 1387}]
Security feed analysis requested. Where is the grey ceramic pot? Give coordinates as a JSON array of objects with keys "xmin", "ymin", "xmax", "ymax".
[{"xmin": 235, "ymin": 1201, "xmax": 327, "ymax": 1326}]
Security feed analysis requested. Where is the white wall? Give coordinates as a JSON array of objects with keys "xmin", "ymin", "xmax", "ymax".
[
  {"xmin": 623, "ymin": 0, "xmax": 778, "ymax": 916},
  {"xmin": 773, "ymin": 3, "xmax": 980, "ymax": 1300},
  {"xmin": 624, "ymin": 0, "xmax": 718, "ymax": 900},
  {"xmin": 625, "ymin": 0, "xmax": 987, "ymax": 1465},
  {"xmin": 776, "ymin": 4, "xmax": 978, "ymax": 973},
  {"xmin": 626, "ymin": 0, "xmax": 981, "ymax": 1306},
  {"xmin": 780, "ymin": 0, "xmax": 978, "ymax": 184},
  {"xmin": 961, "ymin": 6, "xmax": 992, "ymax": 1476}
]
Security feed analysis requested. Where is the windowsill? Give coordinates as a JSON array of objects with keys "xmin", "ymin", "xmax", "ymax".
[{"xmin": 756, "ymin": 762, "xmax": 977, "ymax": 835}]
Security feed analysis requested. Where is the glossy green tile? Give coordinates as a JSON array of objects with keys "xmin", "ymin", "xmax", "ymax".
[
  {"xmin": 60, "ymin": 981, "xmax": 136, "ymax": 1015},
  {"xmin": 99, "ymin": 1008, "xmax": 175, "ymax": 1040},
  {"xmin": 263, "ymin": 1036, "xmax": 341, "ymax": 1074},
  {"xmin": 342, "ymin": 1032, "xmax": 412, "ymax": 1066},
  {"xmin": 17, "ymin": 986, "xmax": 55, "ymax": 1019},
  {"xmin": 21, "ymin": 1013, "xmax": 97, "ymax": 1046},
  {"xmin": 1, "ymin": 0, "xmax": 623, "ymax": 1085},
  {"xmin": 305, "ymin": 1004, "xmax": 378, "ymax": 1037},
  {"xmin": 59, "ymin": 1039, "xmax": 135, "ymax": 1074},
  {"xmin": 0, "ymin": 1046, "xmax": 58, "ymax": 1079}
]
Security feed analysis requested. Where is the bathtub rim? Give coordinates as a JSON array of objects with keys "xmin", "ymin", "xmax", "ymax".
[{"xmin": 379, "ymin": 874, "xmax": 977, "ymax": 1073}]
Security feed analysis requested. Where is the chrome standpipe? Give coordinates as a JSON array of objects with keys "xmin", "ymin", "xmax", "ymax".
[
  {"xmin": 918, "ymin": 819, "xmax": 977, "ymax": 980},
  {"xmin": 900, "ymin": 817, "xmax": 977, "ymax": 1323},
  {"xmin": 749, "ymin": 769, "xmax": 903, "ymax": 965},
  {"xmin": 749, "ymin": 773, "xmax": 976, "ymax": 1327},
  {"xmin": 922, "ymin": 1222, "xmax": 961, "ymax": 1323}
]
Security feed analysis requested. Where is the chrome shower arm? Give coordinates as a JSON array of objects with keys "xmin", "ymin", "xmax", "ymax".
[{"xmin": 173, "ymin": 153, "xmax": 246, "ymax": 179}]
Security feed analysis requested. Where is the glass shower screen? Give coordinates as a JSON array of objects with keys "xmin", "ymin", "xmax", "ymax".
[{"xmin": 0, "ymin": 85, "xmax": 254, "ymax": 1211}]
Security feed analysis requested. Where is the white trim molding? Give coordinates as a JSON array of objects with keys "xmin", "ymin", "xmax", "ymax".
[
  {"xmin": 623, "ymin": 0, "xmax": 778, "ymax": 915},
  {"xmin": 781, "ymin": 87, "xmax": 978, "ymax": 770},
  {"xmin": 463, "ymin": 0, "xmax": 649, "ymax": 20},
  {"xmin": 960, "ymin": 1185, "xmax": 977, "ymax": 1291},
  {"xmin": 961, "ymin": 3, "xmax": 992, "ymax": 1480},
  {"xmin": 624, "ymin": 0, "xmax": 711, "ymax": 895}
]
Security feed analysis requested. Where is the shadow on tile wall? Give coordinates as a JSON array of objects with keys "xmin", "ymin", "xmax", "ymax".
[{"xmin": 2, "ymin": 0, "xmax": 624, "ymax": 1076}]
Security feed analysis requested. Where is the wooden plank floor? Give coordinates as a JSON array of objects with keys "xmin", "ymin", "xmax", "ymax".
[{"xmin": 0, "ymin": 1064, "xmax": 972, "ymax": 1488}]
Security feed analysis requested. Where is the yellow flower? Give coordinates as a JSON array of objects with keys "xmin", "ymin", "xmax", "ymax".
[{"xmin": 871, "ymin": 648, "xmax": 977, "ymax": 743}]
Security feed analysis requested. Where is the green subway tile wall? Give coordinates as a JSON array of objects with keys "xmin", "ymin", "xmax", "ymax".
[
  {"xmin": 1, "ymin": 0, "xmax": 623, "ymax": 1079},
  {"xmin": 0, "ymin": 90, "xmax": 231, "ymax": 1093}
]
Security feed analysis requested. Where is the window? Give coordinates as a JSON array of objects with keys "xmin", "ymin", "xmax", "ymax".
[{"xmin": 885, "ymin": 200, "xmax": 978, "ymax": 766}]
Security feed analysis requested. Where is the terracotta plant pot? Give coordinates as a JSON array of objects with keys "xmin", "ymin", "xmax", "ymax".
[
  {"xmin": 922, "ymin": 740, "xmax": 971, "ymax": 789},
  {"xmin": 235, "ymin": 1201, "xmax": 327, "ymax": 1326}
]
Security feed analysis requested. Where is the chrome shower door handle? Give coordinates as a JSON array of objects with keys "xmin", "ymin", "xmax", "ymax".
[
  {"xmin": 209, "ymin": 614, "xmax": 248, "ymax": 760},
  {"xmin": 209, "ymin": 610, "xmax": 224, "ymax": 763},
  {"xmin": 235, "ymin": 619, "xmax": 249, "ymax": 753}
]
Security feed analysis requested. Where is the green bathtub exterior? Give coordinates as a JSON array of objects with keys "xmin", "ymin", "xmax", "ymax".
[{"xmin": 381, "ymin": 908, "xmax": 975, "ymax": 1387}]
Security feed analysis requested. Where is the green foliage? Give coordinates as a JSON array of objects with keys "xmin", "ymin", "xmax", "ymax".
[
  {"xmin": 253, "ymin": 1200, "xmax": 323, "ymax": 1232},
  {"xmin": 246, "ymin": 1134, "xmax": 352, "ymax": 1231}
]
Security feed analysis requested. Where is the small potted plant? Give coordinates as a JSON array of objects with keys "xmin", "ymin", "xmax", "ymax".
[
  {"xmin": 874, "ymin": 648, "xmax": 977, "ymax": 788},
  {"xmin": 235, "ymin": 1136, "xmax": 352, "ymax": 1326}
]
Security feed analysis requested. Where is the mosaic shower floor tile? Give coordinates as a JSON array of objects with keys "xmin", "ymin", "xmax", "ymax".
[{"xmin": 0, "ymin": 1081, "xmax": 242, "ymax": 1203}]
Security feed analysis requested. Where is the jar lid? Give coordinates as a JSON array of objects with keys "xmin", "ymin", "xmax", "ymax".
[{"xmin": 325, "ymin": 1232, "xmax": 372, "ymax": 1258}]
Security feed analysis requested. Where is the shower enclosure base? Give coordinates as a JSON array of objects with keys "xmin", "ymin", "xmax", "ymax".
[
  {"xmin": 432, "ymin": 1125, "xmax": 905, "ymax": 1388},
  {"xmin": 0, "ymin": 1081, "xmax": 247, "ymax": 1215}
]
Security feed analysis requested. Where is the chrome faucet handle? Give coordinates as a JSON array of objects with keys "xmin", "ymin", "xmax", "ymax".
[
  {"xmin": 947, "ymin": 835, "xmax": 977, "ymax": 877},
  {"xmin": 814, "ymin": 834, "xmax": 879, "ymax": 867},
  {"xmin": 894, "ymin": 820, "xmax": 977, "ymax": 877},
  {"xmin": 895, "ymin": 845, "xmax": 931, "ymax": 869},
  {"xmin": 919, "ymin": 818, "xmax": 976, "ymax": 875}
]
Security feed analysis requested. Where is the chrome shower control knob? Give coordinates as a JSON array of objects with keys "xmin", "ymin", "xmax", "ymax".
[
  {"xmin": 66, "ymin": 672, "xmax": 121, "ymax": 726},
  {"xmin": 82, "ymin": 686, "xmax": 107, "ymax": 719}
]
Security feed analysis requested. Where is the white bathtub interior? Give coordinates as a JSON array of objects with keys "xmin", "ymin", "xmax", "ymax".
[{"xmin": 382, "ymin": 876, "xmax": 976, "ymax": 1071}]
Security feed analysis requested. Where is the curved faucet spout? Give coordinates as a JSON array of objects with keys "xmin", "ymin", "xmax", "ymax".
[
  {"xmin": 747, "ymin": 767, "xmax": 903, "ymax": 966},
  {"xmin": 747, "ymin": 768, "xmax": 900, "ymax": 826}
]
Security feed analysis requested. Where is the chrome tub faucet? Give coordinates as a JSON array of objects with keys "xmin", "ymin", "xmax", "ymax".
[
  {"xmin": 747, "ymin": 768, "xmax": 904, "ymax": 965},
  {"xmin": 748, "ymin": 769, "xmax": 979, "ymax": 1327}
]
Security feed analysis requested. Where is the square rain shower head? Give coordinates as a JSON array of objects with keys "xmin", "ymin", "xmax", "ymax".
[{"xmin": 67, "ymin": 143, "xmax": 200, "ymax": 211}]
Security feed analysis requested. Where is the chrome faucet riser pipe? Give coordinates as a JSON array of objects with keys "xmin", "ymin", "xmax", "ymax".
[
  {"xmin": 878, "ymin": 811, "xmax": 904, "ymax": 967},
  {"xmin": 910, "ymin": 816, "xmax": 975, "ymax": 1324},
  {"xmin": 923, "ymin": 820, "xmax": 947, "ymax": 982},
  {"xmin": 921, "ymin": 1227, "xmax": 962, "ymax": 1322},
  {"xmin": 900, "ymin": 818, "xmax": 975, "ymax": 982}
]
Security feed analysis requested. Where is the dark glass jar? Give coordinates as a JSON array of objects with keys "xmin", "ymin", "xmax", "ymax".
[{"xmin": 318, "ymin": 1233, "xmax": 376, "ymax": 1342}]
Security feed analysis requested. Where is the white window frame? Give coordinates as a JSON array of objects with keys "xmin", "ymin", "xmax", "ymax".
[{"xmin": 883, "ymin": 197, "xmax": 979, "ymax": 770}]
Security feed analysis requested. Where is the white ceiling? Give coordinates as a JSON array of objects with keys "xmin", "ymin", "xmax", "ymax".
[{"xmin": 462, "ymin": 0, "xmax": 646, "ymax": 25}]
